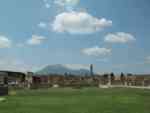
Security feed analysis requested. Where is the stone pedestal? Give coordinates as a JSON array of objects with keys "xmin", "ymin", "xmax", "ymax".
[{"xmin": 107, "ymin": 75, "xmax": 111, "ymax": 86}]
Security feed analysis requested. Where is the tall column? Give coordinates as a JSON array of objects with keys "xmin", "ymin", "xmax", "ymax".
[
  {"xmin": 90, "ymin": 64, "xmax": 94, "ymax": 76},
  {"xmin": 142, "ymin": 79, "xmax": 145, "ymax": 87},
  {"xmin": 107, "ymin": 74, "xmax": 111, "ymax": 86},
  {"xmin": 26, "ymin": 72, "xmax": 33, "ymax": 89},
  {"xmin": 124, "ymin": 75, "xmax": 127, "ymax": 86}
]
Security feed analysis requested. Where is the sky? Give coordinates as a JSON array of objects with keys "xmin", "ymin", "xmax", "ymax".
[{"xmin": 0, "ymin": 0, "xmax": 150, "ymax": 74}]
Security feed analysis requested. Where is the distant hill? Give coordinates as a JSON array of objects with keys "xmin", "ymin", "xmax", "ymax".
[{"xmin": 36, "ymin": 64, "xmax": 91, "ymax": 75}]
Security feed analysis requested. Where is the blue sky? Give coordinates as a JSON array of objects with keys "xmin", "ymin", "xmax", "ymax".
[{"xmin": 0, "ymin": 0, "xmax": 150, "ymax": 74}]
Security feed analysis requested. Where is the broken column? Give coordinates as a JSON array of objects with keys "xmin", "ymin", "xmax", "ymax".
[
  {"xmin": 107, "ymin": 74, "xmax": 111, "ymax": 86},
  {"xmin": 26, "ymin": 72, "xmax": 33, "ymax": 89}
]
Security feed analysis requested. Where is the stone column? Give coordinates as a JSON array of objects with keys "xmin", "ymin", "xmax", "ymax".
[
  {"xmin": 124, "ymin": 75, "xmax": 127, "ymax": 86},
  {"xmin": 142, "ymin": 79, "xmax": 145, "ymax": 87},
  {"xmin": 26, "ymin": 72, "xmax": 33, "ymax": 89},
  {"xmin": 107, "ymin": 74, "xmax": 111, "ymax": 86}
]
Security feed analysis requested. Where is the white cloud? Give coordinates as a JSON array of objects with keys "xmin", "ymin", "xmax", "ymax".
[
  {"xmin": 27, "ymin": 35, "xmax": 46, "ymax": 45},
  {"xmin": 0, "ymin": 36, "xmax": 11, "ymax": 48},
  {"xmin": 54, "ymin": 0, "xmax": 79, "ymax": 7},
  {"xmin": 43, "ymin": 0, "xmax": 51, "ymax": 8},
  {"xmin": 38, "ymin": 22, "xmax": 47, "ymax": 29},
  {"xmin": 54, "ymin": 0, "xmax": 80, "ymax": 11},
  {"xmin": 45, "ymin": 3, "xmax": 50, "ymax": 8},
  {"xmin": 0, "ymin": 57, "xmax": 30, "ymax": 72},
  {"xmin": 104, "ymin": 32, "xmax": 135, "ymax": 43},
  {"xmin": 82, "ymin": 46, "xmax": 111, "ymax": 57},
  {"xmin": 52, "ymin": 11, "xmax": 112, "ymax": 34}
]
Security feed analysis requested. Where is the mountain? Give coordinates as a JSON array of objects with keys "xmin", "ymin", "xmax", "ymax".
[{"xmin": 36, "ymin": 64, "xmax": 91, "ymax": 76}]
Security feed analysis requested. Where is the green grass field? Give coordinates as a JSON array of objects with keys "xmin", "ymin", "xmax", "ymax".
[{"xmin": 0, "ymin": 88, "xmax": 150, "ymax": 113}]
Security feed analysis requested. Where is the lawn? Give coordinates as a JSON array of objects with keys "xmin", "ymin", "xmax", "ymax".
[{"xmin": 0, "ymin": 88, "xmax": 150, "ymax": 113}]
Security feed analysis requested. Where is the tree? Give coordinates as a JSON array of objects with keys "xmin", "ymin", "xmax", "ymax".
[
  {"xmin": 120, "ymin": 72, "xmax": 125, "ymax": 85},
  {"xmin": 110, "ymin": 72, "xmax": 115, "ymax": 81}
]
